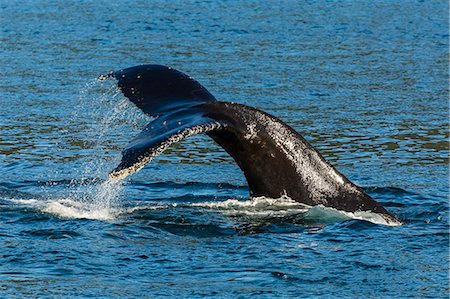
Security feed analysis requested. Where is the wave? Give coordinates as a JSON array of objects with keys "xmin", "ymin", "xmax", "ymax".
[
  {"xmin": 1, "ymin": 179, "xmax": 123, "ymax": 221},
  {"xmin": 305, "ymin": 205, "xmax": 402, "ymax": 226},
  {"xmin": 191, "ymin": 196, "xmax": 402, "ymax": 226},
  {"xmin": 1, "ymin": 181, "xmax": 404, "ymax": 226},
  {"xmin": 3, "ymin": 196, "xmax": 402, "ymax": 227}
]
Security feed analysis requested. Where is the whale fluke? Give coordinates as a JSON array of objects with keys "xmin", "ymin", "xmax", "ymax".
[
  {"xmin": 103, "ymin": 65, "xmax": 216, "ymax": 117},
  {"xmin": 104, "ymin": 64, "xmax": 400, "ymax": 225}
]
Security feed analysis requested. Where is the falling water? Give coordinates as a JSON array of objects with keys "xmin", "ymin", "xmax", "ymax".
[{"xmin": 49, "ymin": 78, "xmax": 149, "ymax": 219}]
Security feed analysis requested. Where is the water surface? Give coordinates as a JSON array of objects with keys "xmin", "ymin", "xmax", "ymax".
[{"xmin": 0, "ymin": 0, "xmax": 448, "ymax": 297}]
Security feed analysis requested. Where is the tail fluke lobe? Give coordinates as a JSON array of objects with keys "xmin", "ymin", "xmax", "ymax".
[
  {"xmin": 103, "ymin": 65, "xmax": 216, "ymax": 117},
  {"xmin": 109, "ymin": 105, "xmax": 225, "ymax": 180}
]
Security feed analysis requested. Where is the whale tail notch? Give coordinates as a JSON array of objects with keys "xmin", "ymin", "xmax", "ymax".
[{"xmin": 103, "ymin": 64, "xmax": 400, "ymax": 225}]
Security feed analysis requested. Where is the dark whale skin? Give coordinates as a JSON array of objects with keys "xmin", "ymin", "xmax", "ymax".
[{"xmin": 102, "ymin": 64, "xmax": 399, "ymax": 225}]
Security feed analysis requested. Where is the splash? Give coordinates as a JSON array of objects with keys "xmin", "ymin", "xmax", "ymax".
[{"xmin": 41, "ymin": 78, "xmax": 149, "ymax": 220}]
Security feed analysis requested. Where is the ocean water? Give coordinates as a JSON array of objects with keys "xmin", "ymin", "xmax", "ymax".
[{"xmin": 0, "ymin": 0, "xmax": 448, "ymax": 297}]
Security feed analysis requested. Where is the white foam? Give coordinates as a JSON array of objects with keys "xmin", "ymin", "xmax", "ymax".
[
  {"xmin": 305, "ymin": 205, "xmax": 402, "ymax": 226},
  {"xmin": 192, "ymin": 195, "xmax": 402, "ymax": 226},
  {"xmin": 192, "ymin": 195, "xmax": 310, "ymax": 218},
  {"xmin": 5, "ymin": 193, "xmax": 401, "ymax": 226},
  {"xmin": 5, "ymin": 197, "xmax": 118, "ymax": 220},
  {"xmin": 42, "ymin": 200, "xmax": 117, "ymax": 220},
  {"xmin": 341, "ymin": 209, "xmax": 402, "ymax": 226},
  {"xmin": 193, "ymin": 195, "xmax": 308, "ymax": 209},
  {"xmin": 125, "ymin": 204, "xmax": 169, "ymax": 213}
]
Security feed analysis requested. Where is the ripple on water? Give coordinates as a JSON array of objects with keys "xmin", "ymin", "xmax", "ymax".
[{"xmin": 0, "ymin": 0, "xmax": 448, "ymax": 297}]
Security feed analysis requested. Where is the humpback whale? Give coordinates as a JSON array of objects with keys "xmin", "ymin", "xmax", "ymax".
[{"xmin": 100, "ymin": 64, "xmax": 400, "ymax": 225}]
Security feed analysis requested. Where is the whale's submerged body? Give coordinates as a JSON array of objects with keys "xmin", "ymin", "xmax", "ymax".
[{"xmin": 101, "ymin": 64, "xmax": 400, "ymax": 225}]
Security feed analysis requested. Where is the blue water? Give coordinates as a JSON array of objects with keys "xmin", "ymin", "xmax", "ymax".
[{"xmin": 1, "ymin": 0, "xmax": 448, "ymax": 297}]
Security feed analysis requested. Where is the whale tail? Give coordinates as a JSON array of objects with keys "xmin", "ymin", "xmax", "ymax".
[{"xmin": 103, "ymin": 64, "xmax": 400, "ymax": 225}]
